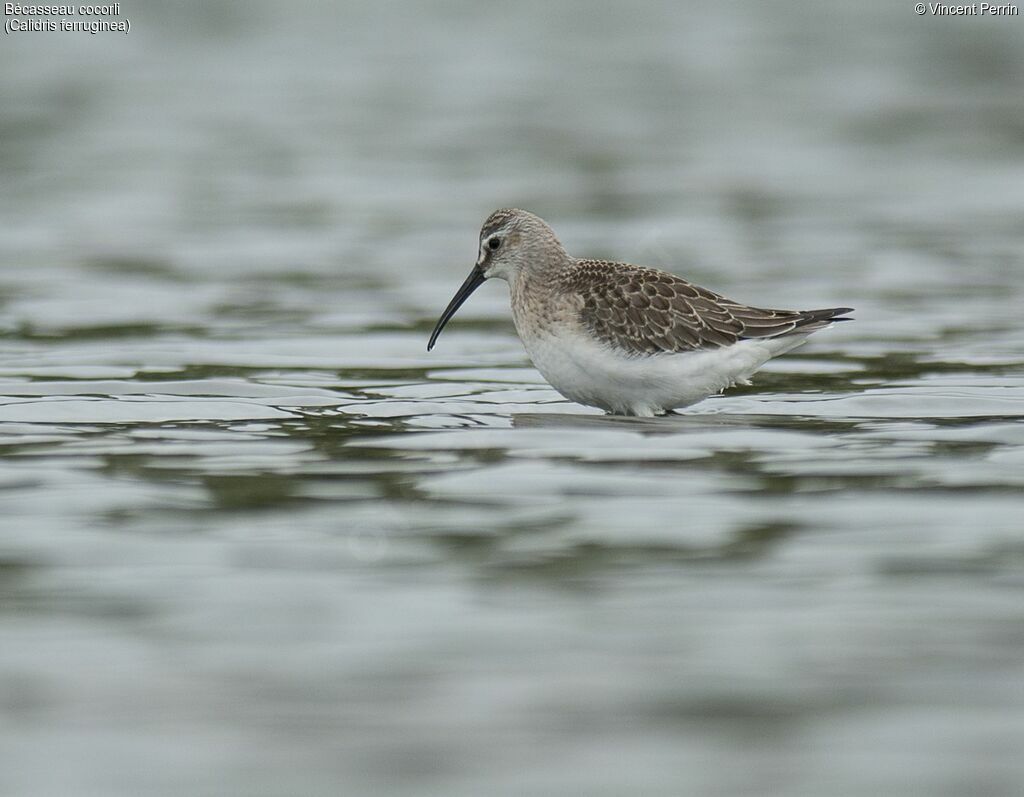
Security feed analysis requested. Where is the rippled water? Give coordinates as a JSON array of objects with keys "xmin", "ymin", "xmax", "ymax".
[{"xmin": 2, "ymin": 2, "xmax": 1024, "ymax": 795}]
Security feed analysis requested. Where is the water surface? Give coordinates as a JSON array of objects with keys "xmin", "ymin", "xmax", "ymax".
[{"xmin": 1, "ymin": 2, "xmax": 1023, "ymax": 795}]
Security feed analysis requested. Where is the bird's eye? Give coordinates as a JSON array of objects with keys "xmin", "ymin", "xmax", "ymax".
[{"xmin": 488, "ymin": 236, "xmax": 501, "ymax": 251}]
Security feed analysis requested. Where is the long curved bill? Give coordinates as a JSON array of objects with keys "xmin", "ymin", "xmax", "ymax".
[{"xmin": 427, "ymin": 265, "xmax": 486, "ymax": 351}]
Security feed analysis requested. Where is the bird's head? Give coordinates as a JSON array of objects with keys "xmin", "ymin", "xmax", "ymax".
[{"xmin": 427, "ymin": 209, "xmax": 566, "ymax": 351}]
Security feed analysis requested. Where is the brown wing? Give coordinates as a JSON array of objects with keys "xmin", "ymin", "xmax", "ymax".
[{"xmin": 565, "ymin": 260, "xmax": 851, "ymax": 356}]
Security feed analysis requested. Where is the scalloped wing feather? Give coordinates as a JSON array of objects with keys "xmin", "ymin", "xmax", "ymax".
[{"xmin": 564, "ymin": 260, "xmax": 851, "ymax": 356}]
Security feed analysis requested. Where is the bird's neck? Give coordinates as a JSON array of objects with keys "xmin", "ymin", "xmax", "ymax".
[{"xmin": 508, "ymin": 261, "xmax": 572, "ymax": 338}]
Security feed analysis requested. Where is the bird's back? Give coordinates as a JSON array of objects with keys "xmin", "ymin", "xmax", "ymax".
[{"xmin": 558, "ymin": 259, "xmax": 851, "ymax": 357}]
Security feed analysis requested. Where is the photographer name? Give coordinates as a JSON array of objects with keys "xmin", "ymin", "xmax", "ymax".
[{"xmin": 923, "ymin": 2, "xmax": 1018, "ymax": 13}]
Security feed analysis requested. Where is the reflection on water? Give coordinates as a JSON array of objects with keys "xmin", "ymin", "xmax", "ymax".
[{"xmin": 2, "ymin": 1, "xmax": 1024, "ymax": 795}]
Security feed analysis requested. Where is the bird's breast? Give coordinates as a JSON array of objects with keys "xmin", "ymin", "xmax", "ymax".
[{"xmin": 509, "ymin": 276, "xmax": 579, "ymax": 343}]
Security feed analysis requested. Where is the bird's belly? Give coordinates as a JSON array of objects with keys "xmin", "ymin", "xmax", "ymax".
[{"xmin": 520, "ymin": 327, "xmax": 787, "ymax": 416}]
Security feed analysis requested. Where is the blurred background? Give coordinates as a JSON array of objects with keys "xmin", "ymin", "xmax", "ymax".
[{"xmin": 2, "ymin": 1, "xmax": 1024, "ymax": 795}]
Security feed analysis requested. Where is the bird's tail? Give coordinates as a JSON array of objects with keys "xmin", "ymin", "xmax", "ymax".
[{"xmin": 791, "ymin": 307, "xmax": 854, "ymax": 333}]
